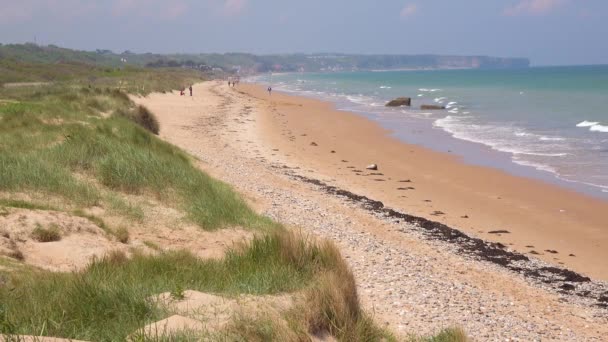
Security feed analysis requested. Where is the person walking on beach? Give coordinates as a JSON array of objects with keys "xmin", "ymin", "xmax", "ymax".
[
  {"xmin": 267, "ymin": 86, "xmax": 272, "ymax": 95},
  {"xmin": 189, "ymin": 85, "xmax": 193, "ymax": 96}
]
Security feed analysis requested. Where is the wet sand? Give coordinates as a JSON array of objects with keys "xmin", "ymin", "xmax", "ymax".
[{"xmin": 238, "ymin": 83, "xmax": 608, "ymax": 281}]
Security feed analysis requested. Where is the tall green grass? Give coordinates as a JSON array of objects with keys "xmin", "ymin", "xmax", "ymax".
[
  {"xmin": 0, "ymin": 230, "xmax": 345, "ymax": 340},
  {"xmin": 0, "ymin": 85, "xmax": 269, "ymax": 230}
]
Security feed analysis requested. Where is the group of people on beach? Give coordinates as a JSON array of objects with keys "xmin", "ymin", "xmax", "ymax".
[
  {"xmin": 180, "ymin": 85, "xmax": 193, "ymax": 96},
  {"xmin": 228, "ymin": 77, "xmax": 240, "ymax": 87}
]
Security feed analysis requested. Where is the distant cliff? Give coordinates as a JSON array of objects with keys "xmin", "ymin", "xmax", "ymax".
[{"xmin": 0, "ymin": 43, "xmax": 530, "ymax": 75}]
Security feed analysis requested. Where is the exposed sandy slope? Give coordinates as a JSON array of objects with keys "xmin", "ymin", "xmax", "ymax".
[
  {"xmin": 134, "ymin": 81, "xmax": 608, "ymax": 341},
  {"xmin": 0, "ymin": 197, "xmax": 252, "ymax": 271}
]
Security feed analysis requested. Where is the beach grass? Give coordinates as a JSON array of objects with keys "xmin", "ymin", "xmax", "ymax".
[
  {"xmin": 0, "ymin": 84, "xmax": 269, "ymax": 230},
  {"xmin": 0, "ymin": 230, "xmax": 394, "ymax": 341}
]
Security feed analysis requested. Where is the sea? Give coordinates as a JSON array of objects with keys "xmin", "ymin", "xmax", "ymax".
[{"xmin": 249, "ymin": 65, "xmax": 608, "ymax": 199}]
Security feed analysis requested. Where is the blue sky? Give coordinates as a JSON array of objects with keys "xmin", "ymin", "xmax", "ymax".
[{"xmin": 0, "ymin": 0, "xmax": 606, "ymax": 65}]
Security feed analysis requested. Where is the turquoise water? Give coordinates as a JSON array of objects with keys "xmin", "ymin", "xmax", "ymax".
[{"xmin": 251, "ymin": 66, "xmax": 608, "ymax": 197}]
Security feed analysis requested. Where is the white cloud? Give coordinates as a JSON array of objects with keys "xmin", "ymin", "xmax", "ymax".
[
  {"xmin": 223, "ymin": 0, "xmax": 247, "ymax": 15},
  {"xmin": 400, "ymin": 3, "xmax": 417, "ymax": 19},
  {"xmin": 504, "ymin": 0, "xmax": 566, "ymax": 16},
  {"xmin": 111, "ymin": 0, "xmax": 189, "ymax": 20},
  {"xmin": 0, "ymin": 0, "xmax": 97, "ymax": 23}
]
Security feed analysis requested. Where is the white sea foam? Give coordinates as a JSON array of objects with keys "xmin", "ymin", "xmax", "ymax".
[
  {"xmin": 539, "ymin": 136, "xmax": 566, "ymax": 141},
  {"xmin": 379, "ymin": 86, "xmax": 392, "ymax": 89},
  {"xmin": 576, "ymin": 120, "xmax": 599, "ymax": 127},
  {"xmin": 417, "ymin": 94, "xmax": 424, "ymax": 97},
  {"xmin": 434, "ymin": 97, "xmax": 447, "ymax": 103},
  {"xmin": 512, "ymin": 157, "xmax": 558, "ymax": 174},
  {"xmin": 590, "ymin": 124, "xmax": 608, "ymax": 133},
  {"xmin": 419, "ymin": 88, "xmax": 430, "ymax": 92},
  {"xmin": 434, "ymin": 116, "xmax": 570, "ymax": 158}
]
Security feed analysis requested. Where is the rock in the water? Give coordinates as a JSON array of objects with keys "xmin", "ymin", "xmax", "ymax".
[
  {"xmin": 386, "ymin": 97, "xmax": 411, "ymax": 107},
  {"xmin": 420, "ymin": 104, "xmax": 445, "ymax": 110},
  {"xmin": 366, "ymin": 164, "xmax": 378, "ymax": 170}
]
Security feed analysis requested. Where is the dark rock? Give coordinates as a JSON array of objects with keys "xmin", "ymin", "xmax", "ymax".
[
  {"xmin": 386, "ymin": 97, "xmax": 411, "ymax": 107},
  {"xmin": 560, "ymin": 284, "xmax": 576, "ymax": 291},
  {"xmin": 310, "ymin": 142, "xmax": 318, "ymax": 146}
]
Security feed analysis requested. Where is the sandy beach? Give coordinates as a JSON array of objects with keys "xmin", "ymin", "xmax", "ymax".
[
  {"xmin": 133, "ymin": 81, "xmax": 608, "ymax": 340},
  {"xmin": 237, "ymin": 83, "xmax": 608, "ymax": 282}
]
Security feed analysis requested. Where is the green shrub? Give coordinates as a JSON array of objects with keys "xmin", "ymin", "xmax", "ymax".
[{"xmin": 115, "ymin": 226, "xmax": 130, "ymax": 244}]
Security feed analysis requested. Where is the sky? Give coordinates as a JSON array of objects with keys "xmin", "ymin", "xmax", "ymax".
[{"xmin": 0, "ymin": 0, "xmax": 607, "ymax": 66}]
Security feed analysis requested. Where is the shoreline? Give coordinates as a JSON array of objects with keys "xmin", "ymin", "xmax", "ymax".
[
  {"xmin": 135, "ymin": 81, "xmax": 608, "ymax": 339},
  {"xmin": 237, "ymin": 82, "xmax": 608, "ymax": 281}
]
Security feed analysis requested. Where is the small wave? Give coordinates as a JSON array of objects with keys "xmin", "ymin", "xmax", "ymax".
[
  {"xmin": 434, "ymin": 97, "xmax": 447, "ymax": 103},
  {"xmin": 447, "ymin": 101, "xmax": 458, "ymax": 106},
  {"xmin": 539, "ymin": 136, "xmax": 566, "ymax": 141},
  {"xmin": 512, "ymin": 158, "xmax": 558, "ymax": 174},
  {"xmin": 576, "ymin": 120, "xmax": 599, "ymax": 127},
  {"xmin": 417, "ymin": 94, "xmax": 424, "ymax": 97},
  {"xmin": 434, "ymin": 116, "xmax": 570, "ymax": 158},
  {"xmin": 590, "ymin": 124, "xmax": 608, "ymax": 133},
  {"xmin": 379, "ymin": 86, "xmax": 392, "ymax": 89},
  {"xmin": 419, "ymin": 88, "xmax": 442, "ymax": 92}
]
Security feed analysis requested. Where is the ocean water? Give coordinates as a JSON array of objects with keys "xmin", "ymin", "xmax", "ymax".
[{"xmin": 250, "ymin": 66, "xmax": 608, "ymax": 198}]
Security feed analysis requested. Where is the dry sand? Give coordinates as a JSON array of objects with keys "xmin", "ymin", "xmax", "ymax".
[
  {"xmin": 134, "ymin": 81, "xmax": 608, "ymax": 340},
  {"xmin": 238, "ymin": 83, "xmax": 608, "ymax": 282}
]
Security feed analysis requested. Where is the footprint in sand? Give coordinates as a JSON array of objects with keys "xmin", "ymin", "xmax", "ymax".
[
  {"xmin": 430, "ymin": 211, "xmax": 445, "ymax": 216},
  {"xmin": 374, "ymin": 179, "xmax": 386, "ymax": 182},
  {"xmin": 398, "ymin": 179, "xmax": 412, "ymax": 183},
  {"xmin": 397, "ymin": 187, "xmax": 415, "ymax": 190}
]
